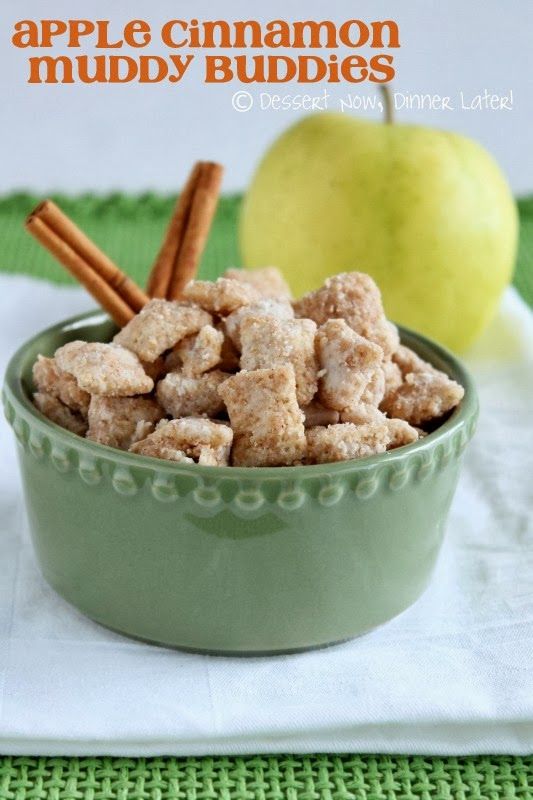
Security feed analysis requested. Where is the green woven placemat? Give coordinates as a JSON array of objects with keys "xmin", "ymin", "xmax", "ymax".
[
  {"xmin": 0, "ymin": 194, "xmax": 532, "ymax": 795},
  {"xmin": 0, "ymin": 755, "xmax": 532, "ymax": 799},
  {"xmin": 0, "ymin": 193, "xmax": 532, "ymax": 307}
]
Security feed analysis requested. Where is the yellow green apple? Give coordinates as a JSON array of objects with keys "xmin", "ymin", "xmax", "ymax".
[{"xmin": 239, "ymin": 110, "xmax": 518, "ymax": 351}]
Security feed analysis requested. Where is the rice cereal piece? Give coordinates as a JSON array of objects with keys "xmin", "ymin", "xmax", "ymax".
[
  {"xmin": 224, "ymin": 297, "xmax": 294, "ymax": 349},
  {"xmin": 381, "ymin": 345, "xmax": 464, "ymax": 425},
  {"xmin": 33, "ymin": 392, "xmax": 87, "ymax": 436},
  {"xmin": 239, "ymin": 316, "xmax": 318, "ymax": 406},
  {"xmin": 382, "ymin": 372, "xmax": 464, "ymax": 426},
  {"xmin": 33, "ymin": 355, "xmax": 90, "ymax": 416},
  {"xmin": 114, "ymin": 299, "xmax": 212, "ymax": 362},
  {"xmin": 87, "ymin": 396, "xmax": 165, "ymax": 450},
  {"xmin": 174, "ymin": 325, "xmax": 223, "ymax": 377},
  {"xmin": 130, "ymin": 418, "xmax": 232, "ymax": 466},
  {"xmin": 224, "ymin": 267, "xmax": 292, "ymax": 300},
  {"xmin": 182, "ymin": 278, "xmax": 260, "ymax": 316},
  {"xmin": 386, "ymin": 418, "xmax": 419, "ymax": 449},
  {"xmin": 302, "ymin": 401, "xmax": 340, "ymax": 428},
  {"xmin": 157, "ymin": 370, "xmax": 228, "ymax": 418},
  {"xmin": 218, "ymin": 366, "xmax": 306, "ymax": 467},
  {"xmin": 293, "ymin": 270, "xmax": 381, "ymax": 326},
  {"xmin": 340, "ymin": 404, "xmax": 388, "ymax": 425},
  {"xmin": 371, "ymin": 319, "xmax": 400, "ymax": 360},
  {"xmin": 383, "ymin": 358, "xmax": 403, "ymax": 399},
  {"xmin": 55, "ymin": 341, "xmax": 153, "ymax": 396},
  {"xmin": 340, "ymin": 404, "xmax": 418, "ymax": 448},
  {"xmin": 293, "ymin": 272, "xmax": 399, "ymax": 357},
  {"xmin": 316, "ymin": 319, "xmax": 384, "ymax": 412},
  {"xmin": 305, "ymin": 422, "xmax": 391, "ymax": 465},
  {"xmin": 360, "ymin": 364, "xmax": 386, "ymax": 406}
]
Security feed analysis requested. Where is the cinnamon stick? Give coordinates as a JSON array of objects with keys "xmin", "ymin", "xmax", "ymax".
[
  {"xmin": 30, "ymin": 200, "xmax": 148, "ymax": 313},
  {"xmin": 26, "ymin": 215, "xmax": 134, "ymax": 327},
  {"xmin": 146, "ymin": 161, "xmax": 224, "ymax": 300},
  {"xmin": 167, "ymin": 162, "xmax": 224, "ymax": 300},
  {"xmin": 146, "ymin": 162, "xmax": 203, "ymax": 298}
]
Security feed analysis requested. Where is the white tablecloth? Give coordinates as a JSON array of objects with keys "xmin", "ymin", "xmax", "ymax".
[{"xmin": 1, "ymin": 275, "xmax": 532, "ymax": 755}]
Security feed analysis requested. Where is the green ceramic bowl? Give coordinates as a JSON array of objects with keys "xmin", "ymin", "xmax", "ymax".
[{"xmin": 3, "ymin": 311, "xmax": 478, "ymax": 655}]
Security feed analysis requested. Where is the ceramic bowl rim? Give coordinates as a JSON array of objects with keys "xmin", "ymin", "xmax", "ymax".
[{"xmin": 3, "ymin": 309, "xmax": 479, "ymax": 480}]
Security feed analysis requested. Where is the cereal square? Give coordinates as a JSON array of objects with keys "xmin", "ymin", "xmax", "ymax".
[
  {"xmin": 316, "ymin": 319, "xmax": 384, "ymax": 412},
  {"xmin": 306, "ymin": 422, "xmax": 391, "ymax": 464},
  {"xmin": 294, "ymin": 272, "xmax": 399, "ymax": 357},
  {"xmin": 157, "ymin": 370, "xmax": 228, "ymax": 418},
  {"xmin": 33, "ymin": 392, "xmax": 87, "ymax": 435},
  {"xmin": 224, "ymin": 267, "xmax": 292, "ymax": 300},
  {"xmin": 130, "ymin": 418, "xmax": 232, "ymax": 465},
  {"xmin": 33, "ymin": 355, "xmax": 90, "ymax": 416},
  {"xmin": 381, "ymin": 345, "xmax": 464, "ymax": 425},
  {"xmin": 218, "ymin": 366, "xmax": 306, "ymax": 466},
  {"xmin": 224, "ymin": 297, "xmax": 294, "ymax": 349},
  {"xmin": 174, "ymin": 325, "xmax": 223, "ymax": 377},
  {"xmin": 54, "ymin": 341, "xmax": 153, "ymax": 396},
  {"xmin": 87, "ymin": 396, "xmax": 165, "ymax": 450},
  {"xmin": 239, "ymin": 316, "xmax": 318, "ymax": 405},
  {"xmin": 182, "ymin": 278, "xmax": 260, "ymax": 315},
  {"xmin": 114, "ymin": 299, "xmax": 212, "ymax": 362}
]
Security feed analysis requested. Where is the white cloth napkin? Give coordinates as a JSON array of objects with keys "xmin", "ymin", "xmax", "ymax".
[{"xmin": 1, "ymin": 275, "xmax": 532, "ymax": 757}]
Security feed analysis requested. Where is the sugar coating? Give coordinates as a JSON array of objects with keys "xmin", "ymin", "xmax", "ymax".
[
  {"xmin": 381, "ymin": 345, "xmax": 464, "ymax": 425},
  {"xmin": 114, "ymin": 299, "xmax": 212, "ymax": 362},
  {"xmin": 302, "ymin": 401, "xmax": 340, "ymax": 428},
  {"xmin": 370, "ymin": 319, "xmax": 400, "ymax": 360},
  {"xmin": 383, "ymin": 358, "xmax": 403, "ymax": 399},
  {"xmin": 87, "ymin": 396, "xmax": 164, "ymax": 450},
  {"xmin": 316, "ymin": 319, "xmax": 384, "ymax": 412},
  {"xmin": 130, "ymin": 418, "xmax": 233, "ymax": 466},
  {"xmin": 55, "ymin": 341, "xmax": 153, "ymax": 396},
  {"xmin": 224, "ymin": 267, "xmax": 292, "ymax": 300},
  {"xmin": 361, "ymin": 364, "xmax": 386, "ymax": 406},
  {"xmin": 239, "ymin": 316, "xmax": 318, "ymax": 406},
  {"xmin": 218, "ymin": 366, "xmax": 306, "ymax": 466},
  {"xmin": 340, "ymin": 404, "xmax": 388, "ymax": 425},
  {"xmin": 306, "ymin": 422, "xmax": 391, "ymax": 464},
  {"xmin": 182, "ymin": 278, "xmax": 260, "ymax": 315},
  {"xmin": 157, "ymin": 370, "xmax": 228, "ymax": 418},
  {"xmin": 175, "ymin": 325, "xmax": 223, "ymax": 377},
  {"xmin": 33, "ymin": 392, "xmax": 87, "ymax": 436},
  {"xmin": 33, "ymin": 355, "xmax": 90, "ymax": 416},
  {"xmin": 225, "ymin": 297, "xmax": 294, "ymax": 349}
]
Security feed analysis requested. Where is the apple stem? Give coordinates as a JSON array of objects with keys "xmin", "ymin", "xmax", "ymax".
[{"xmin": 380, "ymin": 85, "xmax": 394, "ymax": 124}]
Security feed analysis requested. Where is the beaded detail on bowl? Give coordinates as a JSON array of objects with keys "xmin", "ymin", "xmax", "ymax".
[{"xmin": 2, "ymin": 388, "xmax": 478, "ymax": 517}]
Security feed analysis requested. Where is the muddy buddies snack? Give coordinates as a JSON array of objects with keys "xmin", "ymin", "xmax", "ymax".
[
  {"xmin": 182, "ymin": 277, "xmax": 260, "ymax": 315},
  {"xmin": 130, "ymin": 418, "xmax": 233, "ymax": 466},
  {"xmin": 157, "ymin": 370, "xmax": 228, "ymax": 418},
  {"xmin": 381, "ymin": 345, "xmax": 465, "ymax": 425},
  {"xmin": 33, "ymin": 355, "xmax": 90, "ymax": 416},
  {"xmin": 239, "ymin": 316, "xmax": 317, "ymax": 406},
  {"xmin": 87, "ymin": 396, "xmax": 164, "ymax": 450},
  {"xmin": 224, "ymin": 266, "xmax": 292, "ymax": 301},
  {"xmin": 55, "ymin": 341, "xmax": 153, "ymax": 396},
  {"xmin": 32, "ymin": 267, "xmax": 464, "ymax": 467},
  {"xmin": 114, "ymin": 299, "xmax": 211, "ymax": 362}
]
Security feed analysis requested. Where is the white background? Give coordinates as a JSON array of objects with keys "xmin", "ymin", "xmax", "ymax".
[{"xmin": 1, "ymin": 0, "xmax": 532, "ymax": 194}]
